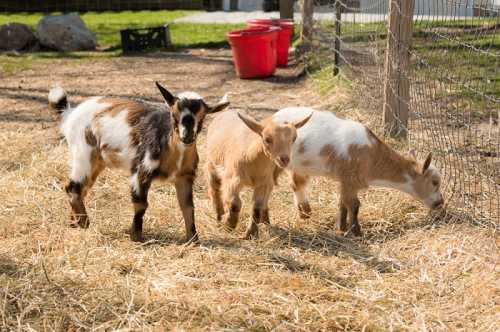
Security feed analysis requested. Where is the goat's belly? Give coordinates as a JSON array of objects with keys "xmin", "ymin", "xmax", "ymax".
[
  {"xmin": 288, "ymin": 155, "xmax": 331, "ymax": 177},
  {"xmin": 101, "ymin": 150, "xmax": 131, "ymax": 169}
]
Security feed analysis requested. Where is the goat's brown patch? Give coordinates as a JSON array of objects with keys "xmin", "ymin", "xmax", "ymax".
[
  {"xmin": 298, "ymin": 141, "xmax": 306, "ymax": 154},
  {"xmin": 84, "ymin": 126, "xmax": 97, "ymax": 146}
]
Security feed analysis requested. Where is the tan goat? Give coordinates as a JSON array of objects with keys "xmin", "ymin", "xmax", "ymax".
[
  {"xmin": 273, "ymin": 107, "xmax": 445, "ymax": 236},
  {"xmin": 206, "ymin": 111, "xmax": 312, "ymax": 239}
]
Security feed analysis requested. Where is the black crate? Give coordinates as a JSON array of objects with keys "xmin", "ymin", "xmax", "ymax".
[{"xmin": 120, "ymin": 24, "xmax": 171, "ymax": 53}]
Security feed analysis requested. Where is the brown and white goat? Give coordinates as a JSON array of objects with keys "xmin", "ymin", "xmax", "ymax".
[
  {"xmin": 205, "ymin": 111, "xmax": 312, "ymax": 239},
  {"xmin": 49, "ymin": 83, "xmax": 229, "ymax": 242},
  {"xmin": 273, "ymin": 107, "xmax": 445, "ymax": 236}
]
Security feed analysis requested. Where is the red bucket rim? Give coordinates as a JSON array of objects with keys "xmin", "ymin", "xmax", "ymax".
[
  {"xmin": 227, "ymin": 26, "xmax": 280, "ymax": 38},
  {"xmin": 247, "ymin": 18, "xmax": 294, "ymax": 28}
]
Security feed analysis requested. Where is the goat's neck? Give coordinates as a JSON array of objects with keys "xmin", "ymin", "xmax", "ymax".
[
  {"xmin": 169, "ymin": 132, "xmax": 195, "ymax": 155},
  {"xmin": 249, "ymin": 139, "xmax": 274, "ymax": 167},
  {"xmin": 366, "ymin": 142, "xmax": 417, "ymax": 194}
]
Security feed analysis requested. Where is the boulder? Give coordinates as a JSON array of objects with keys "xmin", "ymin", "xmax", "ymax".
[
  {"xmin": 0, "ymin": 23, "xmax": 37, "ymax": 51},
  {"xmin": 36, "ymin": 13, "xmax": 97, "ymax": 52}
]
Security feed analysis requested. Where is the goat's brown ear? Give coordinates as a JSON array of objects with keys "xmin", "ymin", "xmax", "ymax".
[
  {"xmin": 155, "ymin": 82, "xmax": 177, "ymax": 107},
  {"xmin": 422, "ymin": 152, "xmax": 432, "ymax": 174},
  {"xmin": 237, "ymin": 112, "xmax": 263, "ymax": 136},
  {"xmin": 208, "ymin": 101, "xmax": 230, "ymax": 114},
  {"xmin": 293, "ymin": 112, "xmax": 313, "ymax": 129}
]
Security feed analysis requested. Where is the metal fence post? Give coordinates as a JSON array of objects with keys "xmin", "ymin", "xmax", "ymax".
[{"xmin": 383, "ymin": 0, "xmax": 414, "ymax": 139}]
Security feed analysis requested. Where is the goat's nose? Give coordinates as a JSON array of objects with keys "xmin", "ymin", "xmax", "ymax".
[
  {"xmin": 280, "ymin": 155, "xmax": 290, "ymax": 166},
  {"xmin": 432, "ymin": 199, "xmax": 444, "ymax": 210}
]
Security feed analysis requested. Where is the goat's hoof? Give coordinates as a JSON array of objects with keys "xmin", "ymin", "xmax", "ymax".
[
  {"xmin": 346, "ymin": 226, "xmax": 362, "ymax": 237},
  {"xmin": 221, "ymin": 221, "xmax": 237, "ymax": 232},
  {"xmin": 337, "ymin": 220, "xmax": 348, "ymax": 232},
  {"xmin": 298, "ymin": 203, "xmax": 312, "ymax": 219},
  {"xmin": 243, "ymin": 225, "xmax": 259, "ymax": 240},
  {"xmin": 185, "ymin": 233, "xmax": 199, "ymax": 244},
  {"xmin": 70, "ymin": 216, "xmax": 89, "ymax": 229},
  {"xmin": 77, "ymin": 218, "xmax": 90, "ymax": 229},
  {"xmin": 130, "ymin": 231, "xmax": 144, "ymax": 242}
]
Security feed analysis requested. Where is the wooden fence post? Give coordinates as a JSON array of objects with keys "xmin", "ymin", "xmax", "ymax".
[
  {"xmin": 383, "ymin": 0, "xmax": 414, "ymax": 139},
  {"xmin": 301, "ymin": 0, "xmax": 314, "ymax": 47},
  {"xmin": 280, "ymin": 0, "xmax": 295, "ymax": 19},
  {"xmin": 333, "ymin": 0, "xmax": 342, "ymax": 76}
]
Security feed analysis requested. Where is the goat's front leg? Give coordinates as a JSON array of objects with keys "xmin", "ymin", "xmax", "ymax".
[
  {"xmin": 290, "ymin": 172, "xmax": 311, "ymax": 219},
  {"xmin": 130, "ymin": 170, "xmax": 152, "ymax": 242},
  {"xmin": 221, "ymin": 176, "xmax": 242, "ymax": 231},
  {"xmin": 340, "ymin": 184, "xmax": 362, "ymax": 236},
  {"xmin": 245, "ymin": 184, "xmax": 273, "ymax": 240},
  {"xmin": 175, "ymin": 173, "xmax": 198, "ymax": 243}
]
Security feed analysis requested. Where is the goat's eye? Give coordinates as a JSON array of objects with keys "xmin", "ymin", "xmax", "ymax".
[
  {"xmin": 432, "ymin": 180, "xmax": 439, "ymax": 187},
  {"xmin": 293, "ymin": 135, "xmax": 297, "ymax": 143},
  {"xmin": 264, "ymin": 137, "xmax": 273, "ymax": 145}
]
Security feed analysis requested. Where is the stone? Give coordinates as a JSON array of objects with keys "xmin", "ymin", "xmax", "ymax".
[{"xmin": 0, "ymin": 23, "xmax": 37, "ymax": 51}]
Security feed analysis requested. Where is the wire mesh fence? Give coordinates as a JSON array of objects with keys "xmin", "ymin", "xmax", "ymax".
[{"xmin": 309, "ymin": 0, "xmax": 499, "ymax": 227}]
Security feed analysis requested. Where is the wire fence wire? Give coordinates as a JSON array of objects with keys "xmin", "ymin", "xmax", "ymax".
[{"xmin": 310, "ymin": 0, "xmax": 499, "ymax": 227}]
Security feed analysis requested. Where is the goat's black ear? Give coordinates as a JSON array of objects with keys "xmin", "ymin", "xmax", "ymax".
[
  {"xmin": 208, "ymin": 101, "xmax": 230, "ymax": 114},
  {"xmin": 422, "ymin": 152, "xmax": 432, "ymax": 174},
  {"xmin": 155, "ymin": 82, "xmax": 177, "ymax": 107}
]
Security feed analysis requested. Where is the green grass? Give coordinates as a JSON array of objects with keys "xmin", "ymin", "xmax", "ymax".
[{"xmin": 0, "ymin": 11, "xmax": 245, "ymax": 74}]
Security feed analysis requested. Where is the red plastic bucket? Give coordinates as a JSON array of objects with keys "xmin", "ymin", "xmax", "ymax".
[
  {"xmin": 227, "ymin": 26, "xmax": 279, "ymax": 79},
  {"xmin": 247, "ymin": 19, "xmax": 294, "ymax": 67}
]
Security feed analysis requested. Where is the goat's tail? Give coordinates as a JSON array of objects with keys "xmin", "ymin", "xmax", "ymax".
[{"xmin": 48, "ymin": 86, "xmax": 69, "ymax": 113}]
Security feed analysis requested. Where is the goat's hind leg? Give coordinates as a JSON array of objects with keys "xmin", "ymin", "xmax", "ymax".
[
  {"xmin": 221, "ymin": 177, "xmax": 242, "ymax": 231},
  {"xmin": 65, "ymin": 149, "xmax": 103, "ymax": 228},
  {"xmin": 206, "ymin": 163, "xmax": 224, "ymax": 222}
]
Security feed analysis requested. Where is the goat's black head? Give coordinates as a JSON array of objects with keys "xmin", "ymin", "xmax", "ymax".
[{"xmin": 155, "ymin": 82, "xmax": 230, "ymax": 145}]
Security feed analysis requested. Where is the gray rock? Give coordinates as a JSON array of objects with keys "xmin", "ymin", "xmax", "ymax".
[
  {"xmin": 36, "ymin": 13, "xmax": 97, "ymax": 52},
  {"xmin": 0, "ymin": 23, "xmax": 37, "ymax": 51}
]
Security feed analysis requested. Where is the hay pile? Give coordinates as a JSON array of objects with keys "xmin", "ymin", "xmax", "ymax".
[{"xmin": 0, "ymin": 52, "xmax": 498, "ymax": 330}]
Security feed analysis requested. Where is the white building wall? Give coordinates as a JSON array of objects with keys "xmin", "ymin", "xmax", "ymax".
[{"xmin": 359, "ymin": 0, "xmax": 475, "ymax": 17}]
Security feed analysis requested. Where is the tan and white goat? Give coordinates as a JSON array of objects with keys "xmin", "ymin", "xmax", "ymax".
[
  {"xmin": 205, "ymin": 111, "xmax": 312, "ymax": 239},
  {"xmin": 49, "ymin": 83, "xmax": 229, "ymax": 242},
  {"xmin": 273, "ymin": 107, "xmax": 444, "ymax": 236}
]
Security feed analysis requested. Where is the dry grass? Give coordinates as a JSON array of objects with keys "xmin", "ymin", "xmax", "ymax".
[{"xmin": 0, "ymin": 49, "xmax": 498, "ymax": 331}]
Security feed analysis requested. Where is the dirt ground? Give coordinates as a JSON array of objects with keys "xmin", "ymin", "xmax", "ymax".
[{"xmin": 0, "ymin": 49, "xmax": 498, "ymax": 331}]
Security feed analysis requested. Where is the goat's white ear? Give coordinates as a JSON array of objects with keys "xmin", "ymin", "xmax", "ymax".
[
  {"xmin": 208, "ymin": 101, "xmax": 230, "ymax": 114},
  {"xmin": 237, "ymin": 112, "xmax": 263, "ymax": 136},
  {"xmin": 155, "ymin": 82, "xmax": 177, "ymax": 107},
  {"xmin": 422, "ymin": 152, "xmax": 432, "ymax": 174},
  {"xmin": 408, "ymin": 148, "xmax": 417, "ymax": 159},
  {"xmin": 293, "ymin": 112, "xmax": 313, "ymax": 129}
]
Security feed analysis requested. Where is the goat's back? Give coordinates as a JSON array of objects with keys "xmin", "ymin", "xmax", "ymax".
[{"xmin": 206, "ymin": 110, "xmax": 260, "ymax": 166}]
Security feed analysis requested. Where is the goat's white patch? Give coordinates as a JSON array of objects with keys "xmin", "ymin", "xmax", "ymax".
[
  {"xmin": 369, "ymin": 174, "xmax": 416, "ymax": 196},
  {"xmin": 48, "ymin": 86, "xmax": 66, "ymax": 105},
  {"xmin": 274, "ymin": 107, "xmax": 372, "ymax": 176},
  {"xmin": 143, "ymin": 150, "xmax": 160, "ymax": 173},
  {"xmin": 61, "ymin": 97, "xmax": 108, "ymax": 182},
  {"xmin": 178, "ymin": 91, "xmax": 202, "ymax": 100},
  {"xmin": 98, "ymin": 111, "xmax": 134, "ymax": 169},
  {"xmin": 130, "ymin": 172, "xmax": 139, "ymax": 195}
]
